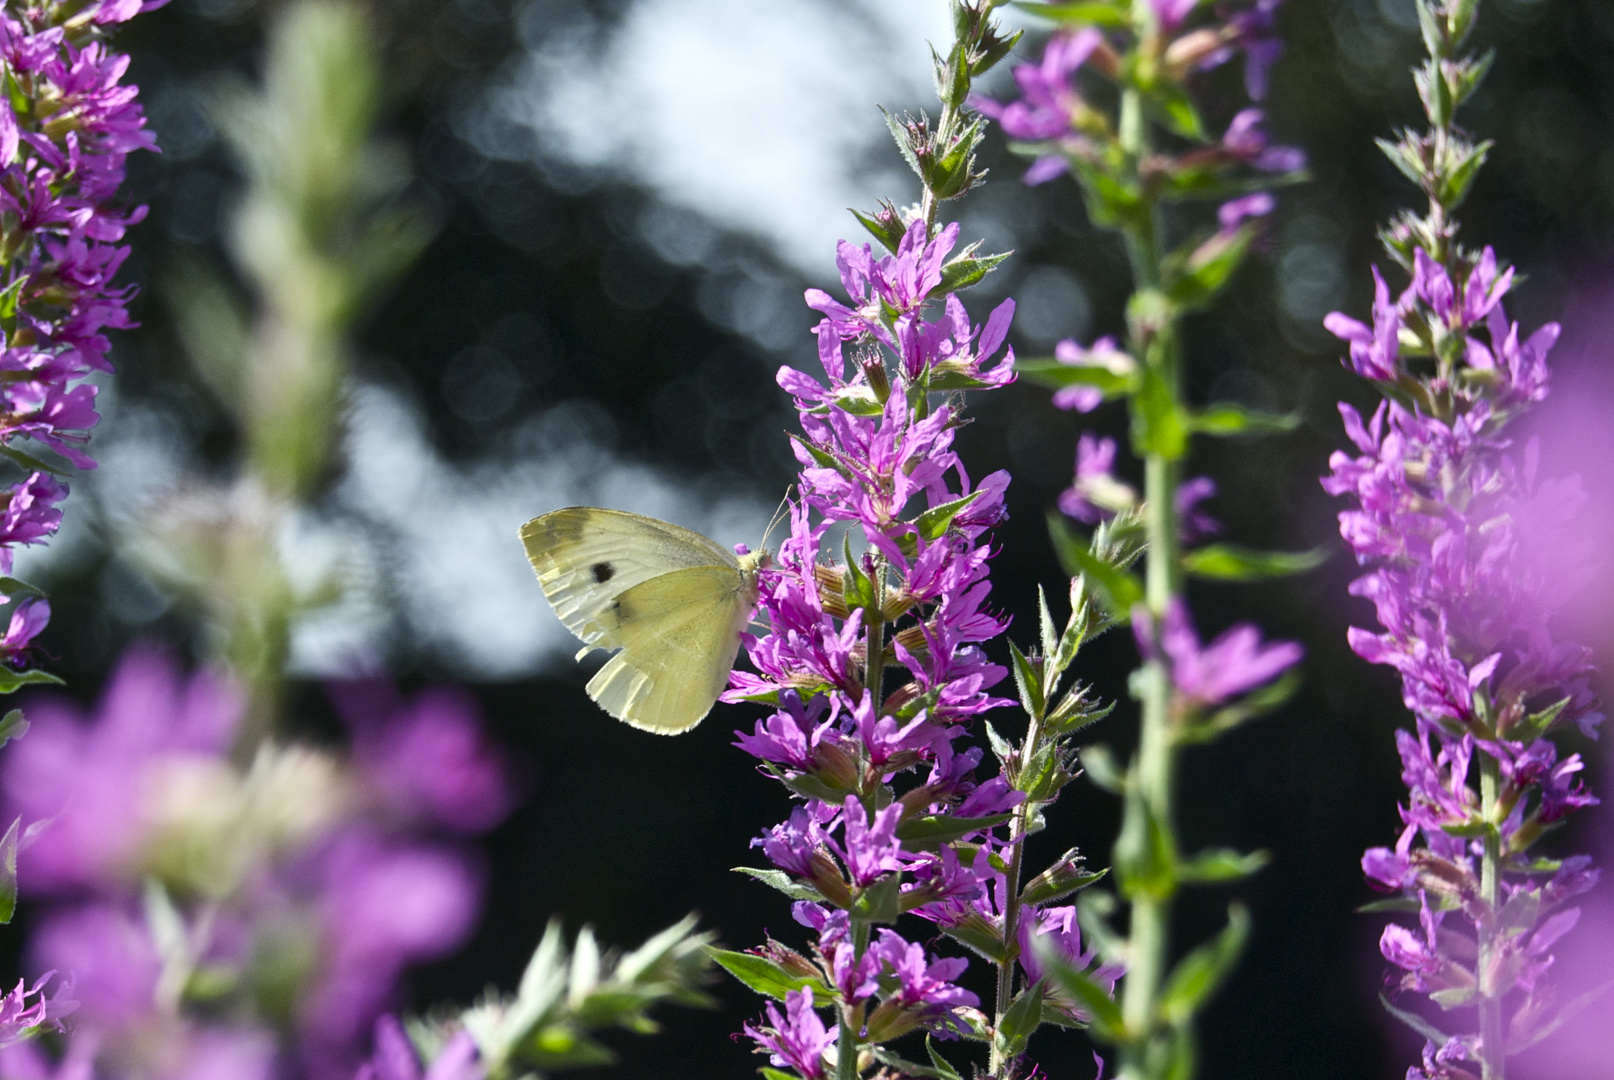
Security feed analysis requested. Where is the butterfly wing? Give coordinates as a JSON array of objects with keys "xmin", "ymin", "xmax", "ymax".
[
  {"xmin": 519, "ymin": 507, "xmax": 755, "ymax": 733},
  {"xmin": 583, "ymin": 564, "xmax": 754, "ymax": 733},
  {"xmin": 520, "ymin": 507, "xmax": 739, "ymax": 645}
]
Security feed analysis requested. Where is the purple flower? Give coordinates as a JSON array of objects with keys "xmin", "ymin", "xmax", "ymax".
[
  {"xmin": 0, "ymin": 974, "xmax": 75, "ymax": 1048},
  {"xmin": 871, "ymin": 929, "xmax": 979, "ymax": 1030},
  {"xmin": 0, "ymin": 1, "xmax": 162, "ymax": 637},
  {"xmin": 1217, "ymin": 192, "xmax": 1274, "ymax": 232},
  {"xmin": 837, "ymin": 796, "xmax": 905, "ymax": 886},
  {"xmin": 333, "ymin": 681, "xmax": 514, "ymax": 834},
  {"xmin": 1018, "ymin": 906, "xmax": 1124, "ymax": 1024},
  {"xmin": 3, "ymin": 646, "xmax": 242, "ymax": 890},
  {"xmin": 743, "ymin": 988, "xmax": 836, "ymax": 1080},
  {"xmin": 970, "ymin": 29, "xmax": 1103, "ymax": 185},
  {"xmin": 1050, "ymin": 336, "xmax": 1135, "ymax": 413},
  {"xmin": 1058, "ymin": 434, "xmax": 1135, "ymax": 524},
  {"xmin": 1149, "ymin": 0, "xmax": 1198, "ymax": 31},
  {"xmin": 355, "ymin": 1016, "xmax": 483, "ymax": 1080},
  {"xmin": 756, "ymin": 804, "xmax": 834, "ymax": 879},
  {"xmin": 1220, "ymin": 110, "xmax": 1305, "ymax": 173},
  {"xmin": 1134, "ymin": 599, "xmax": 1301, "ymax": 708}
]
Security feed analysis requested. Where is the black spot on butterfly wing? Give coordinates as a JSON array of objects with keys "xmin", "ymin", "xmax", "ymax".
[{"xmin": 592, "ymin": 562, "xmax": 615, "ymax": 583}]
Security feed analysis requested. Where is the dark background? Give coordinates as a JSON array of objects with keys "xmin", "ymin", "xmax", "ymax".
[{"xmin": 11, "ymin": 0, "xmax": 1614, "ymax": 1077}]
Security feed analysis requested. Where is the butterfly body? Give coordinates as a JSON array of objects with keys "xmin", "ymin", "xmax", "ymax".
[{"xmin": 519, "ymin": 507, "xmax": 762, "ymax": 733}]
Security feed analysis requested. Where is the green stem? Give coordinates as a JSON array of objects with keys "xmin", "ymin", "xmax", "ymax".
[
  {"xmin": 1478, "ymin": 754, "xmax": 1505, "ymax": 1080},
  {"xmin": 1117, "ymin": 86, "xmax": 1184, "ymax": 1077},
  {"xmin": 836, "ymin": 918, "xmax": 872, "ymax": 1080},
  {"xmin": 991, "ymin": 707, "xmax": 1047, "ymax": 1076}
]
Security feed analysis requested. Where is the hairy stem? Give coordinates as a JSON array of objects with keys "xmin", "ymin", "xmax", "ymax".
[
  {"xmin": 991, "ymin": 706, "xmax": 1047, "ymax": 1076},
  {"xmin": 837, "ymin": 917, "xmax": 873, "ymax": 1080},
  {"xmin": 1478, "ymin": 753, "xmax": 1505, "ymax": 1079}
]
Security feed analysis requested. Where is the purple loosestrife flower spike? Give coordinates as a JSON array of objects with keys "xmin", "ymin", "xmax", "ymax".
[
  {"xmin": 0, "ymin": 1, "xmax": 161, "ymax": 654},
  {"xmin": 1324, "ymin": 4, "xmax": 1601, "ymax": 1067}
]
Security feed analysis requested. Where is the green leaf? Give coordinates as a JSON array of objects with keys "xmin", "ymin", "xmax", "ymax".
[
  {"xmin": 1114, "ymin": 783, "xmax": 1176, "ymax": 899},
  {"xmin": 882, "ymin": 107, "xmax": 924, "ymax": 181},
  {"xmin": 870, "ymin": 1047, "xmax": 961, "ymax": 1080},
  {"xmin": 1158, "ymin": 903, "xmax": 1250, "ymax": 1025},
  {"xmin": 0, "ymin": 444, "xmax": 69, "ymax": 478},
  {"xmin": 1078, "ymin": 744, "xmax": 1125, "ymax": 794},
  {"xmin": 939, "ymin": 919, "xmax": 1011, "ymax": 963},
  {"xmin": 937, "ymin": 250, "xmax": 1012, "ymax": 294},
  {"xmin": 706, "ymin": 948, "xmax": 830, "ymax": 1004},
  {"xmin": 1430, "ymin": 986, "xmax": 1476, "ymax": 1009},
  {"xmin": 761, "ymin": 1069, "xmax": 801, "ymax": 1080},
  {"xmin": 1009, "ymin": 640, "xmax": 1045, "ymax": 719},
  {"xmin": 896, "ymin": 812, "xmax": 1013, "ymax": 848},
  {"xmin": 1147, "ymin": 83, "xmax": 1206, "ymax": 141},
  {"xmin": 1047, "ymin": 513, "xmax": 1144, "ymax": 617},
  {"xmin": 1182, "ymin": 544, "xmax": 1328, "ymax": 582},
  {"xmin": 1190, "ymin": 403, "xmax": 1302, "ymax": 437},
  {"xmin": 0, "ymin": 816, "xmax": 17, "ymax": 925},
  {"xmin": 852, "ymin": 873, "xmax": 902, "ymax": 924},
  {"xmin": 1022, "ymin": 857, "xmax": 1108, "ymax": 907},
  {"xmin": 850, "ymin": 206, "xmax": 907, "ymax": 255},
  {"xmin": 1355, "ymin": 897, "xmax": 1421, "ymax": 914},
  {"xmin": 1037, "ymin": 586, "xmax": 1059, "ymax": 669},
  {"xmin": 733, "ymin": 866, "xmax": 824, "ymax": 901},
  {"xmin": 926, "ymin": 1037, "xmax": 966, "ymax": 1080},
  {"xmin": 1069, "ymin": 156, "xmax": 1145, "ymax": 229},
  {"xmin": 1165, "ymin": 226, "xmax": 1255, "ymax": 313},
  {"xmin": 1177, "ymin": 848, "xmax": 1269, "ymax": 884},
  {"xmin": 0, "ymin": 710, "xmax": 27, "ymax": 752},
  {"xmin": 916, "ymin": 490, "xmax": 983, "ymax": 542},
  {"xmin": 1186, "ymin": 669, "xmax": 1302, "ymax": 743},
  {"xmin": 1034, "ymin": 937, "xmax": 1125, "ymax": 1040},
  {"xmin": 1012, "ymin": 0, "xmax": 1131, "ymax": 27},
  {"xmin": 0, "ymin": 578, "xmax": 44, "ymax": 599},
  {"xmin": 842, "ymin": 533, "xmax": 876, "ymax": 612},
  {"xmin": 788, "ymin": 433, "xmax": 840, "ymax": 471},
  {"xmin": 1131, "ymin": 367, "xmax": 1188, "ymax": 460},
  {"xmin": 1015, "ymin": 357, "xmax": 1138, "ymax": 399},
  {"xmin": 0, "ymin": 668, "xmax": 63, "ymax": 695},
  {"xmin": 995, "ymin": 979, "xmax": 1046, "ymax": 1059},
  {"xmin": 0, "ymin": 277, "xmax": 25, "ymax": 322}
]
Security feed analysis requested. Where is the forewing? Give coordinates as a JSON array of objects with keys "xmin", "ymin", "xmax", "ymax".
[
  {"xmin": 583, "ymin": 565, "xmax": 750, "ymax": 733},
  {"xmin": 520, "ymin": 507, "xmax": 737, "ymax": 645}
]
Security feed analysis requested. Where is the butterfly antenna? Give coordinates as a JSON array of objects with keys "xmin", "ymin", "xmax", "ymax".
[{"xmin": 761, "ymin": 487, "xmax": 793, "ymax": 552}]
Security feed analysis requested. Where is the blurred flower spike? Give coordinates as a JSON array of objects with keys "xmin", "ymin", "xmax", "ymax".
[
  {"xmin": 1321, "ymin": 0, "xmax": 1603, "ymax": 1073},
  {"xmin": 0, "ymin": 646, "xmax": 514, "ymax": 1079}
]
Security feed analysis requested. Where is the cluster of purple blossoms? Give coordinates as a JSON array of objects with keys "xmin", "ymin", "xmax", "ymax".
[
  {"xmin": 728, "ymin": 220, "xmax": 1114, "ymax": 1074},
  {"xmin": 0, "ymin": 1, "xmax": 162, "ymax": 662},
  {"xmin": 0, "ymin": 646, "xmax": 513, "ymax": 1080},
  {"xmin": 970, "ymin": 0, "xmax": 1297, "ymax": 190},
  {"xmin": 1323, "ymin": 244, "xmax": 1601, "ymax": 1070}
]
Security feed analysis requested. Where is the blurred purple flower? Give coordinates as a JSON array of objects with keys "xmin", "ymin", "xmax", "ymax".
[
  {"xmin": 332, "ymin": 682, "xmax": 514, "ymax": 834},
  {"xmin": 1134, "ymin": 599, "xmax": 1301, "ymax": 708},
  {"xmin": 3, "ymin": 646, "xmax": 241, "ymax": 890},
  {"xmin": 355, "ymin": 1017, "xmax": 483, "ymax": 1080}
]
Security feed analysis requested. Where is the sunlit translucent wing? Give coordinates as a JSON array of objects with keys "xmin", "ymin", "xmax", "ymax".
[{"xmin": 519, "ymin": 507, "xmax": 761, "ymax": 734}]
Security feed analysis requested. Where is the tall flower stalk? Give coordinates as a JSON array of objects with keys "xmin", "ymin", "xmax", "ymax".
[
  {"xmin": 715, "ymin": 5, "xmax": 1136, "ymax": 1079},
  {"xmin": 1321, "ymin": 1, "xmax": 1602, "ymax": 1076},
  {"xmin": 976, "ymin": 2, "xmax": 1308, "ymax": 1078},
  {"xmin": 0, "ymin": 0, "xmax": 161, "ymax": 680}
]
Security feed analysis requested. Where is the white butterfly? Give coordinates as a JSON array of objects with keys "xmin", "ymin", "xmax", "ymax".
[{"xmin": 520, "ymin": 507, "xmax": 764, "ymax": 734}]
